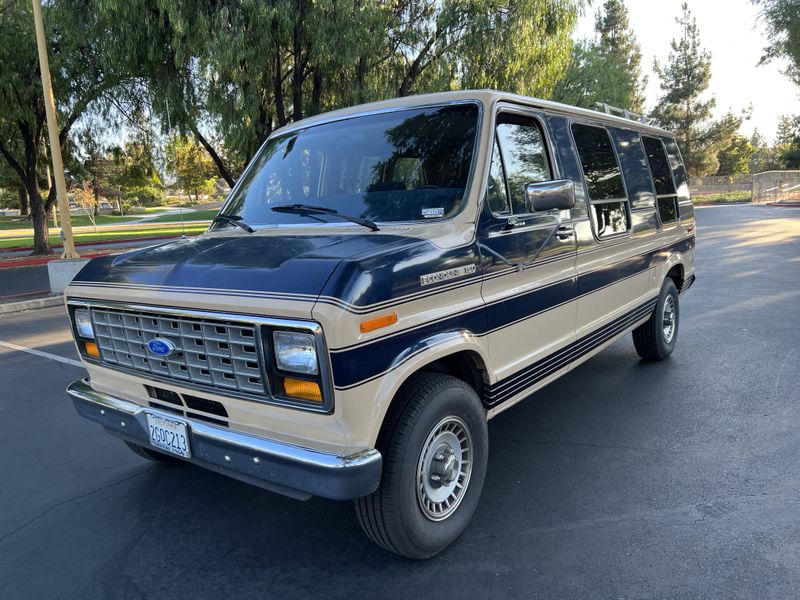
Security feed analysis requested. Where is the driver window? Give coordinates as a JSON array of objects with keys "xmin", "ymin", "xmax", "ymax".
[{"xmin": 489, "ymin": 114, "xmax": 552, "ymax": 215}]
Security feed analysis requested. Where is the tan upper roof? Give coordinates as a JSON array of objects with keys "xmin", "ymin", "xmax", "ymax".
[{"xmin": 272, "ymin": 89, "xmax": 673, "ymax": 138}]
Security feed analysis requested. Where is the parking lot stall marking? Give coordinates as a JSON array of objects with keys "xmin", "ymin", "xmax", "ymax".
[{"xmin": 0, "ymin": 339, "xmax": 83, "ymax": 368}]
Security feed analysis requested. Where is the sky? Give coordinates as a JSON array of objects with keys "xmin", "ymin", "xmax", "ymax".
[{"xmin": 574, "ymin": 0, "xmax": 800, "ymax": 143}]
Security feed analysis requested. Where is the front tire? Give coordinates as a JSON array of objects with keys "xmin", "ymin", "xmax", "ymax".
[
  {"xmin": 355, "ymin": 373, "xmax": 488, "ymax": 559},
  {"xmin": 633, "ymin": 278, "xmax": 680, "ymax": 361}
]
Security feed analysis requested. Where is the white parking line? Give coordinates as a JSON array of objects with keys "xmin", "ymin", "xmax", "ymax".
[{"xmin": 0, "ymin": 340, "xmax": 83, "ymax": 368}]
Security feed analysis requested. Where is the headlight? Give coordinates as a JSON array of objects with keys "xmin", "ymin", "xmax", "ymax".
[
  {"xmin": 273, "ymin": 331, "xmax": 318, "ymax": 375},
  {"xmin": 74, "ymin": 309, "xmax": 95, "ymax": 339}
]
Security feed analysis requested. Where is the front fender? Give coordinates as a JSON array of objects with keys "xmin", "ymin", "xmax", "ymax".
[{"xmin": 334, "ymin": 330, "xmax": 490, "ymax": 449}]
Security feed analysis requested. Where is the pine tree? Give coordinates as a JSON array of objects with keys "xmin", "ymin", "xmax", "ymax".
[
  {"xmin": 595, "ymin": 0, "xmax": 646, "ymax": 112},
  {"xmin": 552, "ymin": 0, "xmax": 646, "ymax": 112},
  {"xmin": 650, "ymin": 3, "xmax": 741, "ymax": 177}
]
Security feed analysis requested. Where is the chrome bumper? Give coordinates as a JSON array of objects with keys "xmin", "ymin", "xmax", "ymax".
[{"xmin": 67, "ymin": 379, "xmax": 382, "ymax": 500}]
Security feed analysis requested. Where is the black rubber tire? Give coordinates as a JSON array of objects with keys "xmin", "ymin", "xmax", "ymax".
[
  {"xmin": 633, "ymin": 278, "xmax": 680, "ymax": 361},
  {"xmin": 124, "ymin": 441, "xmax": 186, "ymax": 464},
  {"xmin": 355, "ymin": 372, "xmax": 488, "ymax": 559}
]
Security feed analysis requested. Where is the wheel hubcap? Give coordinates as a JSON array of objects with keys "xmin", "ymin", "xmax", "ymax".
[
  {"xmin": 417, "ymin": 416, "xmax": 473, "ymax": 521},
  {"xmin": 662, "ymin": 295, "xmax": 676, "ymax": 343}
]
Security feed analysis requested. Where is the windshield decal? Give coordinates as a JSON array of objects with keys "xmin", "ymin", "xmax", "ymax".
[{"xmin": 422, "ymin": 207, "xmax": 445, "ymax": 218}]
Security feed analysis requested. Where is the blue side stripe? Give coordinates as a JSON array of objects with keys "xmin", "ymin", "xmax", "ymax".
[{"xmin": 329, "ymin": 236, "xmax": 692, "ymax": 389}]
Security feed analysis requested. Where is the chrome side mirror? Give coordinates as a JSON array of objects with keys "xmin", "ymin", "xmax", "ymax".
[{"xmin": 525, "ymin": 179, "xmax": 576, "ymax": 212}]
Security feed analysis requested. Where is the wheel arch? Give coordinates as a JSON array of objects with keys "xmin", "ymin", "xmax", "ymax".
[{"xmin": 365, "ymin": 331, "xmax": 490, "ymax": 447}]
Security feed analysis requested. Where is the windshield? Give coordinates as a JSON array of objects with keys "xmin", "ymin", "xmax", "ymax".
[{"xmin": 217, "ymin": 103, "xmax": 480, "ymax": 228}]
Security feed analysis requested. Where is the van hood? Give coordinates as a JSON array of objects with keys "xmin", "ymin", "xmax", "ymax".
[{"xmin": 71, "ymin": 232, "xmax": 426, "ymax": 300}]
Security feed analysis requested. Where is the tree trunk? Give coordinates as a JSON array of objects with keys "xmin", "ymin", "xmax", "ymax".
[
  {"xmin": 28, "ymin": 185, "xmax": 52, "ymax": 256},
  {"xmin": 18, "ymin": 187, "xmax": 29, "ymax": 216},
  {"xmin": 292, "ymin": 4, "xmax": 304, "ymax": 122},
  {"xmin": 189, "ymin": 123, "xmax": 235, "ymax": 188},
  {"xmin": 311, "ymin": 71, "xmax": 323, "ymax": 115}
]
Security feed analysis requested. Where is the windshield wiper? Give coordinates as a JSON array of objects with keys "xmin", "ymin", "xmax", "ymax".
[
  {"xmin": 271, "ymin": 204, "xmax": 379, "ymax": 231},
  {"xmin": 212, "ymin": 214, "xmax": 254, "ymax": 233}
]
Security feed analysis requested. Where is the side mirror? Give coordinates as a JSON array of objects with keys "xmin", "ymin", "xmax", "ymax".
[{"xmin": 525, "ymin": 179, "xmax": 576, "ymax": 212}]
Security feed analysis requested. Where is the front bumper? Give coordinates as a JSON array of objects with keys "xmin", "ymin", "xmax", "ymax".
[{"xmin": 67, "ymin": 379, "xmax": 382, "ymax": 500}]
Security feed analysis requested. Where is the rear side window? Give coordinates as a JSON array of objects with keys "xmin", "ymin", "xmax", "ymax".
[
  {"xmin": 642, "ymin": 136, "xmax": 679, "ymax": 224},
  {"xmin": 571, "ymin": 124, "xmax": 630, "ymax": 237}
]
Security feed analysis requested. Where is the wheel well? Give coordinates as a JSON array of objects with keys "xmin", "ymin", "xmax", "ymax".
[
  {"xmin": 666, "ymin": 264, "xmax": 685, "ymax": 292},
  {"xmin": 419, "ymin": 351, "xmax": 488, "ymax": 400}
]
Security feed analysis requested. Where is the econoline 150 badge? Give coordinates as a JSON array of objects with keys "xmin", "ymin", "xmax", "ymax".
[
  {"xmin": 146, "ymin": 337, "xmax": 177, "ymax": 357},
  {"xmin": 420, "ymin": 264, "xmax": 477, "ymax": 286}
]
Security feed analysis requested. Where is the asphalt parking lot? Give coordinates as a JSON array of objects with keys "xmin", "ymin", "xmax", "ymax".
[{"xmin": 1, "ymin": 204, "xmax": 798, "ymax": 599}]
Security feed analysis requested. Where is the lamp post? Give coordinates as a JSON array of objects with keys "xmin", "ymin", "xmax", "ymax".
[{"xmin": 31, "ymin": 0, "xmax": 78, "ymax": 258}]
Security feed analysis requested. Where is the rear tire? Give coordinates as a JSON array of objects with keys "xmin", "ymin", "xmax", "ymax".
[
  {"xmin": 633, "ymin": 278, "xmax": 680, "ymax": 361},
  {"xmin": 124, "ymin": 441, "xmax": 186, "ymax": 464},
  {"xmin": 355, "ymin": 373, "xmax": 488, "ymax": 559}
]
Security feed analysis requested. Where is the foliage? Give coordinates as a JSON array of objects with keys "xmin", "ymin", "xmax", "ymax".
[
  {"xmin": 691, "ymin": 191, "xmax": 752, "ymax": 204},
  {"xmin": 0, "ymin": 0, "xmax": 131, "ymax": 254},
  {"xmin": 748, "ymin": 129, "xmax": 783, "ymax": 173},
  {"xmin": 165, "ymin": 136, "xmax": 217, "ymax": 203},
  {"xmin": 92, "ymin": 0, "xmax": 582, "ymax": 182},
  {"xmin": 650, "ymin": 3, "xmax": 742, "ymax": 177},
  {"xmin": 774, "ymin": 114, "xmax": 800, "ymax": 168},
  {"xmin": 552, "ymin": 0, "xmax": 645, "ymax": 112},
  {"xmin": 716, "ymin": 134, "xmax": 757, "ymax": 176},
  {"xmin": 754, "ymin": 0, "xmax": 800, "ymax": 86}
]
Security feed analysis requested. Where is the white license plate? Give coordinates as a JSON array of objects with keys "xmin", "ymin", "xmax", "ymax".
[{"xmin": 145, "ymin": 413, "xmax": 191, "ymax": 459}]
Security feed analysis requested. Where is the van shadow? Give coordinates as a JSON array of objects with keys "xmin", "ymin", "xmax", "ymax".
[{"xmin": 99, "ymin": 339, "xmax": 677, "ymax": 597}]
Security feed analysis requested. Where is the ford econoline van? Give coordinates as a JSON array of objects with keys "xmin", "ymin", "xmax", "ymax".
[{"xmin": 66, "ymin": 90, "xmax": 695, "ymax": 559}]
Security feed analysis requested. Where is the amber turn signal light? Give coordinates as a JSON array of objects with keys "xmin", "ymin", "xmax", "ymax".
[
  {"xmin": 282, "ymin": 377, "xmax": 323, "ymax": 402},
  {"xmin": 83, "ymin": 340, "xmax": 100, "ymax": 359},
  {"xmin": 359, "ymin": 312, "xmax": 398, "ymax": 333}
]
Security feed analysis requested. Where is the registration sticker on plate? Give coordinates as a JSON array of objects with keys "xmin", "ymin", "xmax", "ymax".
[{"xmin": 145, "ymin": 413, "xmax": 191, "ymax": 459}]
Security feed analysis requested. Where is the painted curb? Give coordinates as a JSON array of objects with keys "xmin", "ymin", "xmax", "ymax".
[{"xmin": 0, "ymin": 295, "xmax": 63, "ymax": 315}]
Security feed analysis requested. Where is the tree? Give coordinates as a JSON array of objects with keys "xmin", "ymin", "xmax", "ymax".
[
  {"xmin": 754, "ymin": 0, "xmax": 800, "ymax": 86},
  {"xmin": 650, "ymin": 3, "xmax": 742, "ymax": 177},
  {"xmin": 552, "ymin": 0, "xmax": 646, "ymax": 111},
  {"xmin": 0, "ymin": 1, "xmax": 129, "ymax": 255},
  {"xmin": 716, "ymin": 134, "xmax": 757, "ymax": 175},
  {"xmin": 94, "ymin": 0, "xmax": 582, "ymax": 183},
  {"xmin": 748, "ymin": 130, "xmax": 782, "ymax": 173},
  {"xmin": 774, "ymin": 114, "xmax": 800, "ymax": 168},
  {"xmin": 165, "ymin": 136, "xmax": 217, "ymax": 204}
]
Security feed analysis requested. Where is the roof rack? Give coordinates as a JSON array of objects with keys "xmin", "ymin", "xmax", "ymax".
[{"xmin": 594, "ymin": 102, "xmax": 648, "ymax": 124}]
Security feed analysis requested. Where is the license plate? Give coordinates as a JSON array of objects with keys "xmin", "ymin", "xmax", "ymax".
[{"xmin": 145, "ymin": 413, "xmax": 191, "ymax": 459}]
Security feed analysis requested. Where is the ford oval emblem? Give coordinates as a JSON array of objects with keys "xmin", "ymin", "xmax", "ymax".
[{"xmin": 147, "ymin": 337, "xmax": 177, "ymax": 357}]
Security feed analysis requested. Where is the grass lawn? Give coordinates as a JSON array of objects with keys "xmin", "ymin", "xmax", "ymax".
[
  {"xmin": 145, "ymin": 209, "xmax": 219, "ymax": 223},
  {"xmin": 692, "ymin": 191, "xmax": 752, "ymax": 204},
  {"xmin": 0, "ymin": 213, "xmax": 139, "ymax": 230},
  {"xmin": 0, "ymin": 224, "xmax": 208, "ymax": 250}
]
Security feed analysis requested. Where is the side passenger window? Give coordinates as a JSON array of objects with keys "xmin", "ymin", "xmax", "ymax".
[
  {"xmin": 571, "ymin": 124, "xmax": 630, "ymax": 238},
  {"xmin": 486, "ymin": 114, "xmax": 552, "ymax": 215},
  {"xmin": 642, "ymin": 136, "xmax": 680, "ymax": 224}
]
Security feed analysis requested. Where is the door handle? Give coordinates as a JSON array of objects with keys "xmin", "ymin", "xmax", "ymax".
[{"xmin": 556, "ymin": 226, "xmax": 575, "ymax": 240}]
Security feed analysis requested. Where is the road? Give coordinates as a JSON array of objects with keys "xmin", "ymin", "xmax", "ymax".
[{"xmin": 0, "ymin": 205, "xmax": 798, "ymax": 599}]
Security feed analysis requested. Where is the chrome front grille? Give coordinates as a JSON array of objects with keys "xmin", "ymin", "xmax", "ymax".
[{"xmin": 91, "ymin": 307, "xmax": 267, "ymax": 396}]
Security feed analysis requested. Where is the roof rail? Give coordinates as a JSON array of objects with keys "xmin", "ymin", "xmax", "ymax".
[{"xmin": 594, "ymin": 102, "xmax": 648, "ymax": 124}]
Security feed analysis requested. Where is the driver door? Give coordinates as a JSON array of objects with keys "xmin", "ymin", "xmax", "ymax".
[{"xmin": 478, "ymin": 110, "xmax": 579, "ymax": 406}]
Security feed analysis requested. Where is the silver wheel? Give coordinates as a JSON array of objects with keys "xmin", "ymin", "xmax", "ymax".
[
  {"xmin": 416, "ymin": 416, "xmax": 473, "ymax": 522},
  {"xmin": 662, "ymin": 294, "xmax": 676, "ymax": 344}
]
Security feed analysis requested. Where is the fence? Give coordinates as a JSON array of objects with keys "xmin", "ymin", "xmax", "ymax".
[{"xmin": 690, "ymin": 171, "xmax": 800, "ymax": 203}]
